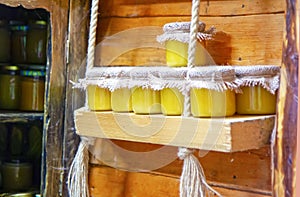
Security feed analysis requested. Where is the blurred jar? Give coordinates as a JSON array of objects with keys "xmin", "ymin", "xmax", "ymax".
[
  {"xmin": 87, "ymin": 85, "xmax": 111, "ymax": 111},
  {"xmin": 10, "ymin": 22, "xmax": 28, "ymax": 64},
  {"xmin": 0, "ymin": 65, "xmax": 21, "ymax": 110},
  {"xmin": 189, "ymin": 66, "xmax": 237, "ymax": 117},
  {"xmin": 26, "ymin": 20, "xmax": 47, "ymax": 64},
  {"xmin": 161, "ymin": 88, "xmax": 184, "ymax": 115},
  {"xmin": 157, "ymin": 21, "xmax": 214, "ymax": 67},
  {"xmin": 20, "ymin": 66, "xmax": 45, "ymax": 111},
  {"xmin": 111, "ymin": 88, "xmax": 132, "ymax": 112},
  {"xmin": 131, "ymin": 87, "xmax": 161, "ymax": 114},
  {"xmin": 2, "ymin": 161, "xmax": 33, "ymax": 192},
  {"xmin": 235, "ymin": 66, "xmax": 280, "ymax": 115},
  {"xmin": 9, "ymin": 124, "xmax": 25, "ymax": 158},
  {"xmin": 0, "ymin": 20, "xmax": 11, "ymax": 63}
]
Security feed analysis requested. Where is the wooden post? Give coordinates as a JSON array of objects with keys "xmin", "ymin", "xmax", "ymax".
[{"xmin": 273, "ymin": 0, "xmax": 299, "ymax": 196}]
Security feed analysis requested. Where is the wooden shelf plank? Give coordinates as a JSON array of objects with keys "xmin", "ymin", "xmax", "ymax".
[{"xmin": 75, "ymin": 108, "xmax": 275, "ymax": 152}]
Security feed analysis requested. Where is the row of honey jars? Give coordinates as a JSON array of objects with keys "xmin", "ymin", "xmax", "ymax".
[
  {"xmin": 0, "ymin": 65, "xmax": 45, "ymax": 111},
  {"xmin": 86, "ymin": 66, "xmax": 279, "ymax": 116},
  {"xmin": 0, "ymin": 19, "xmax": 47, "ymax": 64}
]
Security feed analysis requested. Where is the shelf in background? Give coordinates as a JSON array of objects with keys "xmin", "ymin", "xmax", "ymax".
[
  {"xmin": 74, "ymin": 107, "xmax": 275, "ymax": 152},
  {"xmin": 0, "ymin": 111, "xmax": 44, "ymax": 122}
]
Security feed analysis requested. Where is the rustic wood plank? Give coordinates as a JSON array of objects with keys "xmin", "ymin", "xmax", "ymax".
[
  {"xmin": 95, "ymin": 14, "xmax": 284, "ymax": 66},
  {"xmin": 100, "ymin": 0, "xmax": 284, "ymax": 17},
  {"xmin": 89, "ymin": 165, "xmax": 271, "ymax": 197},
  {"xmin": 61, "ymin": 0, "xmax": 90, "ymax": 196},
  {"xmin": 273, "ymin": 0, "xmax": 298, "ymax": 196},
  {"xmin": 75, "ymin": 108, "xmax": 275, "ymax": 152},
  {"xmin": 90, "ymin": 141, "xmax": 272, "ymax": 191}
]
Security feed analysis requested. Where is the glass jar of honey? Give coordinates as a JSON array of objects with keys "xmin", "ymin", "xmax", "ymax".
[
  {"xmin": 111, "ymin": 88, "xmax": 132, "ymax": 112},
  {"xmin": 0, "ymin": 65, "xmax": 21, "ymax": 110},
  {"xmin": 0, "ymin": 20, "xmax": 11, "ymax": 63},
  {"xmin": 87, "ymin": 85, "xmax": 111, "ymax": 111},
  {"xmin": 2, "ymin": 161, "xmax": 33, "ymax": 192},
  {"xmin": 26, "ymin": 20, "xmax": 47, "ymax": 64},
  {"xmin": 11, "ymin": 23, "xmax": 28, "ymax": 64},
  {"xmin": 157, "ymin": 21, "xmax": 214, "ymax": 67},
  {"xmin": 131, "ymin": 87, "xmax": 161, "ymax": 114},
  {"xmin": 189, "ymin": 66, "xmax": 236, "ymax": 117},
  {"xmin": 235, "ymin": 66, "xmax": 280, "ymax": 115},
  {"xmin": 20, "ymin": 66, "xmax": 45, "ymax": 111}
]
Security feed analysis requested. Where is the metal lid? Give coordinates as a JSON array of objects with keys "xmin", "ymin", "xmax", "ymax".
[
  {"xmin": 2, "ymin": 65, "xmax": 19, "ymax": 71},
  {"xmin": 5, "ymin": 192, "xmax": 34, "ymax": 197},
  {"xmin": 11, "ymin": 25, "xmax": 28, "ymax": 31}
]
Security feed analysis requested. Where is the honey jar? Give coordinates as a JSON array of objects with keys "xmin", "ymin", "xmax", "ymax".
[
  {"xmin": 87, "ymin": 85, "xmax": 111, "ymax": 111},
  {"xmin": 26, "ymin": 20, "xmax": 47, "ymax": 64},
  {"xmin": 189, "ymin": 66, "xmax": 237, "ymax": 117},
  {"xmin": 2, "ymin": 161, "xmax": 33, "ymax": 192},
  {"xmin": 10, "ymin": 22, "xmax": 28, "ymax": 64},
  {"xmin": 20, "ymin": 66, "xmax": 45, "ymax": 111},
  {"xmin": 157, "ymin": 21, "xmax": 214, "ymax": 67},
  {"xmin": 131, "ymin": 87, "xmax": 161, "ymax": 114},
  {"xmin": 0, "ymin": 65, "xmax": 21, "ymax": 110},
  {"xmin": 235, "ymin": 66, "xmax": 280, "ymax": 115},
  {"xmin": 111, "ymin": 88, "xmax": 132, "ymax": 112}
]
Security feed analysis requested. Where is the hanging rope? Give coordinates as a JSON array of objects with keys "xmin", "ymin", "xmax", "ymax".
[
  {"xmin": 67, "ymin": 137, "xmax": 93, "ymax": 197},
  {"xmin": 187, "ymin": 0, "xmax": 200, "ymax": 68},
  {"xmin": 178, "ymin": 147, "xmax": 222, "ymax": 197},
  {"xmin": 86, "ymin": 0, "xmax": 100, "ymax": 71}
]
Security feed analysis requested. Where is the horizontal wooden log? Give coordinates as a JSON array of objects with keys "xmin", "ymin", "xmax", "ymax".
[
  {"xmin": 89, "ymin": 165, "xmax": 271, "ymax": 197},
  {"xmin": 90, "ymin": 141, "xmax": 272, "ymax": 192},
  {"xmin": 95, "ymin": 14, "xmax": 284, "ymax": 66},
  {"xmin": 100, "ymin": 0, "xmax": 284, "ymax": 17}
]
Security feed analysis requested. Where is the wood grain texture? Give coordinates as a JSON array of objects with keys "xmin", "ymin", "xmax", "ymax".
[
  {"xmin": 273, "ymin": 0, "xmax": 298, "ymax": 196},
  {"xmin": 94, "ymin": 14, "xmax": 284, "ymax": 66},
  {"xmin": 62, "ymin": 0, "xmax": 90, "ymax": 196},
  {"xmin": 90, "ymin": 141, "xmax": 272, "ymax": 192},
  {"xmin": 100, "ymin": 0, "xmax": 284, "ymax": 17},
  {"xmin": 89, "ymin": 165, "xmax": 271, "ymax": 197},
  {"xmin": 75, "ymin": 108, "xmax": 275, "ymax": 152}
]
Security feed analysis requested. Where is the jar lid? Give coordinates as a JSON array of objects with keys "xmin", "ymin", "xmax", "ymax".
[
  {"xmin": 9, "ymin": 20, "xmax": 25, "ymax": 26},
  {"xmin": 163, "ymin": 21, "xmax": 206, "ymax": 33},
  {"xmin": 234, "ymin": 65, "xmax": 280, "ymax": 77},
  {"xmin": 2, "ymin": 65, "xmax": 19, "ymax": 71},
  {"xmin": 29, "ymin": 20, "xmax": 47, "ymax": 26},
  {"xmin": 3, "ymin": 161, "xmax": 32, "ymax": 167},
  {"xmin": 11, "ymin": 25, "xmax": 28, "ymax": 31},
  {"xmin": 20, "ymin": 68, "xmax": 46, "ymax": 77},
  {"xmin": 5, "ymin": 193, "xmax": 34, "ymax": 197}
]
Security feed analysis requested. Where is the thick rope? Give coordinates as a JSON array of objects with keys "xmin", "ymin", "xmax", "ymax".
[
  {"xmin": 178, "ymin": 147, "xmax": 222, "ymax": 197},
  {"xmin": 187, "ymin": 0, "xmax": 200, "ymax": 68},
  {"xmin": 67, "ymin": 137, "xmax": 91, "ymax": 197},
  {"xmin": 86, "ymin": 0, "xmax": 100, "ymax": 72}
]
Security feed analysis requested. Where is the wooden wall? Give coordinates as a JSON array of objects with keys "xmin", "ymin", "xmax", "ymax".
[
  {"xmin": 94, "ymin": 0, "xmax": 284, "ymax": 66},
  {"xmin": 88, "ymin": 0, "xmax": 286, "ymax": 196}
]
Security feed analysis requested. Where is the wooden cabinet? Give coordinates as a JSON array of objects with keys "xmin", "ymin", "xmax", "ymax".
[{"xmin": 0, "ymin": 0, "xmax": 298, "ymax": 196}]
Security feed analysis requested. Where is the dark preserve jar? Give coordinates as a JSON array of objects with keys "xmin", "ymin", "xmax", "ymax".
[
  {"xmin": 10, "ymin": 21, "xmax": 28, "ymax": 64},
  {"xmin": 0, "ymin": 20, "xmax": 11, "ymax": 62},
  {"xmin": 26, "ymin": 20, "xmax": 47, "ymax": 64},
  {"xmin": 0, "ymin": 65, "xmax": 21, "ymax": 110},
  {"xmin": 20, "ymin": 66, "xmax": 45, "ymax": 111}
]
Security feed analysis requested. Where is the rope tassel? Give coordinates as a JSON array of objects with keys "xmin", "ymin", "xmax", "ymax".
[
  {"xmin": 68, "ymin": 137, "xmax": 93, "ymax": 197},
  {"xmin": 178, "ymin": 147, "xmax": 222, "ymax": 197}
]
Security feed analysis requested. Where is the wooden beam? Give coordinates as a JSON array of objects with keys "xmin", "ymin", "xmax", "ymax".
[
  {"xmin": 273, "ymin": 0, "xmax": 299, "ymax": 196},
  {"xmin": 75, "ymin": 109, "xmax": 275, "ymax": 152},
  {"xmin": 61, "ymin": 0, "xmax": 90, "ymax": 196}
]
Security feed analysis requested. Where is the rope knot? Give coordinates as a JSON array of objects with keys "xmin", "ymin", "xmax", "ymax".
[{"xmin": 178, "ymin": 147, "xmax": 194, "ymax": 160}]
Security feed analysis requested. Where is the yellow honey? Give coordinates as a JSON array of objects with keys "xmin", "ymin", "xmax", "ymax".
[
  {"xmin": 166, "ymin": 40, "xmax": 207, "ymax": 67},
  {"xmin": 236, "ymin": 86, "xmax": 277, "ymax": 114},
  {"xmin": 87, "ymin": 85, "xmax": 111, "ymax": 111},
  {"xmin": 190, "ymin": 88, "xmax": 236, "ymax": 117},
  {"xmin": 160, "ymin": 88, "xmax": 184, "ymax": 115},
  {"xmin": 131, "ymin": 87, "xmax": 161, "ymax": 114},
  {"xmin": 111, "ymin": 88, "xmax": 132, "ymax": 112}
]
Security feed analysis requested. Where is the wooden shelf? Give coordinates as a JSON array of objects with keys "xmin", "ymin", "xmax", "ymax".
[
  {"xmin": 74, "ymin": 107, "xmax": 275, "ymax": 152},
  {"xmin": 0, "ymin": 111, "xmax": 44, "ymax": 123}
]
